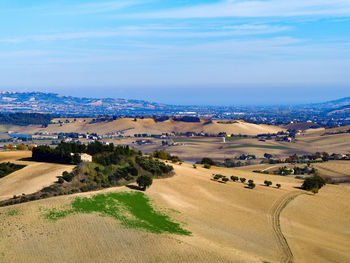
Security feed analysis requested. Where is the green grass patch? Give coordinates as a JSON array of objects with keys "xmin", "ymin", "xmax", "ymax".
[
  {"xmin": 43, "ymin": 191, "xmax": 191, "ymax": 236},
  {"xmin": 225, "ymin": 144, "xmax": 291, "ymax": 150},
  {"xmin": 6, "ymin": 209, "xmax": 19, "ymax": 216}
]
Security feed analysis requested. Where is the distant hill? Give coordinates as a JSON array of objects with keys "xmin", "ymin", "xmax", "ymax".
[
  {"xmin": 0, "ymin": 91, "xmax": 170, "ymax": 116},
  {"xmin": 306, "ymin": 97, "xmax": 350, "ymax": 110},
  {"xmin": 0, "ymin": 91, "xmax": 349, "ymax": 127}
]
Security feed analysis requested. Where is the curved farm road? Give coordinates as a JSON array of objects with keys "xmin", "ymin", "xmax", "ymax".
[{"xmin": 270, "ymin": 191, "xmax": 304, "ymax": 263}]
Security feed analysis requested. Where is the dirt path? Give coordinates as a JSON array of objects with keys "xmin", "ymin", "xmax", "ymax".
[
  {"xmin": 270, "ymin": 191, "xmax": 303, "ymax": 263},
  {"xmin": 261, "ymin": 165, "xmax": 279, "ymax": 172}
]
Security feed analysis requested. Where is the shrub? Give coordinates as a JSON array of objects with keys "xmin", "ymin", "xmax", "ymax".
[
  {"xmin": 136, "ymin": 174, "xmax": 153, "ymax": 191},
  {"xmin": 240, "ymin": 178, "xmax": 246, "ymax": 183},
  {"xmin": 276, "ymin": 183, "xmax": 281, "ymax": 189},
  {"xmin": 213, "ymin": 174, "xmax": 223, "ymax": 180},
  {"xmin": 248, "ymin": 182, "xmax": 256, "ymax": 189},
  {"xmin": 16, "ymin": 144, "xmax": 27, "ymax": 150},
  {"xmin": 58, "ymin": 177, "xmax": 64, "ymax": 184},
  {"xmin": 264, "ymin": 180, "xmax": 272, "ymax": 187},
  {"xmin": 301, "ymin": 175, "xmax": 326, "ymax": 191},
  {"xmin": 136, "ymin": 156, "xmax": 173, "ymax": 175},
  {"xmin": 310, "ymin": 187, "xmax": 319, "ymax": 194},
  {"xmin": 230, "ymin": 176, "xmax": 239, "ymax": 182},
  {"xmin": 201, "ymin": 158, "xmax": 215, "ymax": 166},
  {"xmin": 203, "ymin": 164, "xmax": 211, "ymax": 169},
  {"xmin": 62, "ymin": 171, "xmax": 74, "ymax": 182},
  {"xmin": 221, "ymin": 177, "xmax": 229, "ymax": 183},
  {"xmin": 193, "ymin": 164, "xmax": 197, "ymax": 169}
]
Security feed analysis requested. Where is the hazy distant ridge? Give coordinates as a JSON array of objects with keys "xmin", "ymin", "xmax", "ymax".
[{"xmin": 0, "ymin": 91, "xmax": 349, "ymax": 117}]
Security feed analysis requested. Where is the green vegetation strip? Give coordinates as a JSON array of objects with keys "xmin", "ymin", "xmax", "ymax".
[
  {"xmin": 43, "ymin": 191, "xmax": 191, "ymax": 236},
  {"xmin": 0, "ymin": 162, "xmax": 26, "ymax": 178},
  {"xmin": 225, "ymin": 144, "xmax": 291, "ymax": 150}
]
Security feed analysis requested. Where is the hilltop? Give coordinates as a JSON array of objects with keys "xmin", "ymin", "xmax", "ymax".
[{"xmin": 1, "ymin": 92, "xmax": 350, "ymax": 127}]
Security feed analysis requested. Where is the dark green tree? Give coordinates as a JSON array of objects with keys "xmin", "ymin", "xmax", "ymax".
[
  {"xmin": 221, "ymin": 177, "xmax": 229, "ymax": 183},
  {"xmin": 301, "ymin": 175, "xmax": 326, "ymax": 192},
  {"xmin": 136, "ymin": 174, "xmax": 153, "ymax": 191},
  {"xmin": 231, "ymin": 176, "xmax": 239, "ymax": 182},
  {"xmin": 264, "ymin": 180, "xmax": 272, "ymax": 187}
]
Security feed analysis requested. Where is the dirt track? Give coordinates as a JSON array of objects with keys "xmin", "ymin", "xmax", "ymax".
[{"xmin": 270, "ymin": 191, "xmax": 303, "ymax": 263}]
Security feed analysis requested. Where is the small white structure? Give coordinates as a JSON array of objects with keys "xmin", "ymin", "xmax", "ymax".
[
  {"xmin": 80, "ymin": 153, "xmax": 92, "ymax": 162},
  {"xmin": 71, "ymin": 153, "xmax": 93, "ymax": 162}
]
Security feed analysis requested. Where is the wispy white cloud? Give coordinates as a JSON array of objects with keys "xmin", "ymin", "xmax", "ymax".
[
  {"xmin": 127, "ymin": 0, "xmax": 350, "ymax": 19},
  {"xmin": 0, "ymin": 23, "xmax": 290, "ymax": 43}
]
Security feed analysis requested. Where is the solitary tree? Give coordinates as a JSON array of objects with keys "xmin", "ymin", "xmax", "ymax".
[
  {"xmin": 240, "ymin": 177, "xmax": 246, "ymax": 183},
  {"xmin": 222, "ymin": 177, "xmax": 229, "ymax": 183},
  {"xmin": 231, "ymin": 176, "xmax": 239, "ymax": 182},
  {"xmin": 276, "ymin": 183, "xmax": 281, "ymax": 189},
  {"xmin": 213, "ymin": 174, "xmax": 223, "ymax": 181},
  {"xmin": 248, "ymin": 182, "xmax": 256, "ymax": 189},
  {"xmin": 264, "ymin": 180, "xmax": 272, "ymax": 187},
  {"xmin": 248, "ymin": 179, "xmax": 254, "ymax": 184},
  {"xmin": 136, "ymin": 174, "xmax": 153, "ymax": 191},
  {"xmin": 301, "ymin": 175, "xmax": 326, "ymax": 191}
]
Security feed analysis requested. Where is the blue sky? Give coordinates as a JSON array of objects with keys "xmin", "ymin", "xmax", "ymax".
[{"xmin": 0, "ymin": 0, "xmax": 350, "ymax": 105}]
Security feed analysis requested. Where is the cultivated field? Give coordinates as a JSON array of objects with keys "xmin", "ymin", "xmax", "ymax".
[
  {"xmin": 312, "ymin": 161, "xmax": 350, "ymax": 178},
  {"xmin": 0, "ymin": 151, "xmax": 74, "ymax": 200},
  {"xmin": 0, "ymin": 163, "xmax": 349, "ymax": 262},
  {"xmin": 13, "ymin": 118, "xmax": 285, "ymax": 136}
]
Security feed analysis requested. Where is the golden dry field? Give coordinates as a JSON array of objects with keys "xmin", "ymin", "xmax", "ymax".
[
  {"xmin": 14, "ymin": 118, "xmax": 285, "ymax": 136},
  {"xmin": 0, "ymin": 151, "xmax": 74, "ymax": 201},
  {"xmin": 312, "ymin": 161, "xmax": 350, "ymax": 178},
  {"xmin": 0, "ymin": 163, "xmax": 349, "ymax": 263},
  {"xmin": 295, "ymin": 130, "xmax": 350, "ymax": 154}
]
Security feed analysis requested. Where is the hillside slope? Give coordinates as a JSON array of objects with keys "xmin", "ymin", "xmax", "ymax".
[
  {"xmin": 17, "ymin": 118, "xmax": 285, "ymax": 136},
  {"xmin": 0, "ymin": 163, "xmax": 348, "ymax": 262}
]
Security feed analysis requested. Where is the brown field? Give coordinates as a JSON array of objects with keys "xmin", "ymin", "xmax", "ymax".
[
  {"xmin": 0, "ymin": 151, "xmax": 74, "ymax": 200},
  {"xmin": 282, "ymin": 184, "xmax": 350, "ymax": 263},
  {"xmin": 14, "ymin": 118, "xmax": 285, "ymax": 136},
  {"xmin": 0, "ymin": 163, "xmax": 349, "ymax": 262},
  {"xmin": 3, "ymin": 119, "xmax": 350, "ymax": 162},
  {"xmin": 295, "ymin": 130, "xmax": 350, "ymax": 154},
  {"xmin": 106, "ymin": 136, "xmax": 301, "ymax": 161},
  {"xmin": 312, "ymin": 161, "xmax": 350, "ymax": 178}
]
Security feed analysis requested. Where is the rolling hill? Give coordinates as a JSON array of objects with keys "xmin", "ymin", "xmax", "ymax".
[{"xmin": 16, "ymin": 117, "xmax": 285, "ymax": 136}]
